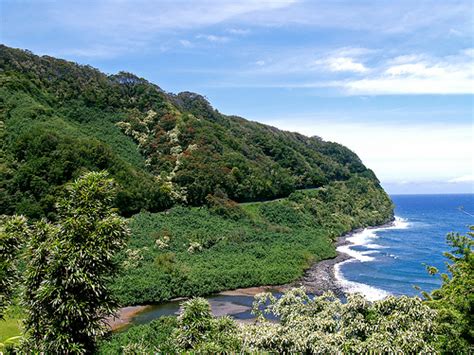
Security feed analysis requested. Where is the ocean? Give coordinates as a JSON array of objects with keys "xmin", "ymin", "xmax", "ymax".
[
  {"xmin": 126, "ymin": 194, "xmax": 474, "ymax": 327},
  {"xmin": 335, "ymin": 193, "xmax": 474, "ymax": 301}
]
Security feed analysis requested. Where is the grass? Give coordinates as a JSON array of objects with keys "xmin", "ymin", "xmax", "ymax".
[{"xmin": 0, "ymin": 316, "xmax": 22, "ymax": 350}]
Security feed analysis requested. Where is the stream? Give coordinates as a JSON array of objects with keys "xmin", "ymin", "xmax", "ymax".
[
  {"xmin": 133, "ymin": 294, "xmax": 266, "ymax": 325},
  {"xmin": 111, "ymin": 288, "xmax": 284, "ymax": 331}
]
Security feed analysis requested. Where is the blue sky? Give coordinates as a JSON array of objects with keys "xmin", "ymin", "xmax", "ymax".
[{"xmin": 1, "ymin": 0, "xmax": 473, "ymax": 194}]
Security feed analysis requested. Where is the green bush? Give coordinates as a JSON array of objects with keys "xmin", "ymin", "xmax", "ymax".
[
  {"xmin": 174, "ymin": 298, "xmax": 240, "ymax": 351},
  {"xmin": 424, "ymin": 226, "xmax": 473, "ymax": 352},
  {"xmin": 241, "ymin": 289, "xmax": 437, "ymax": 353},
  {"xmin": 98, "ymin": 317, "xmax": 178, "ymax": 354}
]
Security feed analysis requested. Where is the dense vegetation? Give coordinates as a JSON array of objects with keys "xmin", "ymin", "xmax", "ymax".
[
  {"xmin": 2, "ymin": 172, "xmax": 129, "ymax": 353},
  {"xmin": 1, "ymin": 45, "xmax": 384, "ymax": 218},
  {"xmin": 101, "ymin": 225, "xmax": 474, "ymax": 353},
  {"xmin": 0, "ymin": 46, "xmax": 413, "ymax": 352},
  {"xmin": 102, "ymin": 294, "xmax": 437, "ymax": 353},
  {"xmin": 0, "ymin": 216, "xmax": 22, "ymax": 319},
  {"xmin": 423, "ymin": 226, "xmax": 474, "ymax": 351},
  {"xmin": 112, "ymin": 176, "xmax": 393, "ymax": 305},
  {"xmin": 1, "ymin": 171, "xmax": 471, "ymax": 353},
  {"xmin": 0, "ymin": 172, "xmax": 393, "ymax": 352}
]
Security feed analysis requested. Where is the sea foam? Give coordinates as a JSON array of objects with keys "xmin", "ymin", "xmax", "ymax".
[
  {"xmin": 334, "ymin": 260, "xmax": 390, "ymax": 301},
  {"xmin": 336, "ymin": 228, "xmax": 380, "ymax": 262},
  {"xmin": 334, "ymin": 216, "xmax": 409, "ymax": 301},
  {"xmin": 391, "ymin": 216, "xmax": 410, "ymax": 229}
]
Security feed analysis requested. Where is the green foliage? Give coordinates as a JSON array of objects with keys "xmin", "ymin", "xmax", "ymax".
[
  {"xmin": 112, "ymin": 178, "xmax": 393, "ymax": 305},
  {"xmin": 174, "ymin": 298, "xmax": 241, "ymax": 352},
  {"xmin": 288, "ymin": 176, "xmax": 394, "ymax": 232},
  {"xmin": 0, "ymin": 46, "xmax": 174, "ymax": 218},
  {"xmin": 205, "ymin": 189, "xmax": 246, "ymax": 220},
  {"xmin": 242, "ymin": 288, "xmax": 437, "ymax": 353},
  {"xmin": 98, "ymin": 299, "xmax": 240, "ymax": 354},
  {"xmin": 0, "ymin": 216, "xmax": 24, "ymax": 319},
  {"xmin": 99, "ymin": 225, "xmax": 473, "ymax": 354},
  {"xmin": 101, "ymin": 289, "xmax": 437, "ymax": 353},
  {"xmin": 424, "ymin": 226, "xmax": 473, "ymax": 352},
  {"xmin": 1, "ymin": 44, "xmax": 388, "ymax": 217},
  {"xmin": 13, "ymin": 172, "xmax": 130, "ymax": 353},
  {"xmin": 98, "ymin": 317, "xmax": 178, "ymax": 354},
  {"xmin": 0, "ymin": 44, "xmax": 399, "ymax": 352}
]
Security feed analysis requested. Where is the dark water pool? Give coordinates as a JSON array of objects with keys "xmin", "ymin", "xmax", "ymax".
[{"xmin": 131, "ymin": 292, "xmax": 284, "ymax": 327}]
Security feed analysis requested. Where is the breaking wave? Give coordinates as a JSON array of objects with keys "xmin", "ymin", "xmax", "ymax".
[{"xmin": 334, "ymin": 216, "xmax": 409, "ymax": 301}]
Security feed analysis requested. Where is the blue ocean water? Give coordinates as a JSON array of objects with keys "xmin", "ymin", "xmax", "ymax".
[
  {"xmin": 336, "ymin": 194, "xmax": 474, "ymax": 300},
  {"xmin": 127, "ymin": 194, "xmax": 473, "ymax": 327}
]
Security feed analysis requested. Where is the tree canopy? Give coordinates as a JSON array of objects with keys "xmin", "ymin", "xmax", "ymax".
[
  {"xmin": 10, "ymin": 172, "xmax": 130, "ymax": 353},
  {"xmin": 0, "ymin": 44, "xmax": 387, "ymax": 217}
]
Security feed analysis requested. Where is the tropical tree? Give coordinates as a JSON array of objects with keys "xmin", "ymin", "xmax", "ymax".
[
  {"xmin": 17, "ymin": 171, "xmax": 130, "ymax": 353},
  {"xmin": 424, "ymin": 225, "xmax": 474, "ymax": 352}
]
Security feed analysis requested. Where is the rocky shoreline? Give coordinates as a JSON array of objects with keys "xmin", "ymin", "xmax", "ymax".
[{"xmin": 286, "ymin": 220, "xmax": 395, "ymax": 298}]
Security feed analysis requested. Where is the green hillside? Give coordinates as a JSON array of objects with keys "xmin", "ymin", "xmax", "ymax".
[
  {"xmin": 113, "ymin": 177, "xmax": 394, "ymax": 305},
  {"xmin": 0, "ymin": 45, "xmax": 384, "ymax": 218},
  {"xmin": 0, "ymin": 45, "xmax": 398, "ymax": 351}
]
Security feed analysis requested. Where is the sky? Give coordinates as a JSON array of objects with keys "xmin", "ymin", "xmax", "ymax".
[{"xmin": 1, "ymin": 0, "xmax": 473, "ymax": 194}]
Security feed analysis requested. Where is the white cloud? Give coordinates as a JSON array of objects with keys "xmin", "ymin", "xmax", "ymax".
[
  {"xmin": 179, "ymin": 39, "xmax": 193, "ymax": 47},
  {"xmin": 196, "ymin": 34, "xmax": 230, "ymax": 43},
  {"xmin": 387, "ymin": 54, "xmax": 426, "ymax": 65},
  {"xmin": 227, "ymin": 48, "xmax": 474, "ymax": 95},
  {"xmin": 41, "ymin": 0, "xmax": 297, "ymax": 57},
  {"xmin": 255, "ymin": 60, "xmax": 266, "ymax": 66},
  {"xmin": 343, "ymin": 50, "xmax": 474, "ymax": 95},
  {"xmin": 6, "ymin": 0, "xmax": 473, "ymax": 61},
  {"xmin": 325, "ymin": 57, "xmax": 368, "ymax": 73},
  {"xmin": 449, "ymin": 175, "xmax": 474, "ymax": 183},
  {"xmin": 240, "ymin": 1, "xmax": 473, "ymax": 35},
  {"xmin": 385, "ymin": 63, "xmax": 446, "ymax": 76},
  {"xmin": 463, "ymin": 48, "xmax": 474, "ymax": 57},
  {"xmin": 56, "ymin": 0, "xmax": 297, "ymax": 35},
  {"xmin": 344, "ymin": 78, "xmax": 473, "ymax": 95},
  {"xmin": 449, "ymin": 28, "xmax": 463, "ymax": 37},
  {"xmin": 43, "ymin": 0, "xmax": 473, "ymax": 41},
  {"xmin": 239, "ymin": 47, "xmax": 372, "ymax": 76},
  {"xmin": 227, "ymin": 28, "xmax": 250, "ymax": 35}
]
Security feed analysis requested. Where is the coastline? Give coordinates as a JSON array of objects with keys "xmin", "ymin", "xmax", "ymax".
[
  {"xmin": 288, "ymin": 219, "xmax": 396, "ymax": 298},
  {"xmin": 224, "ymin": 219, "xmax": 396, "ymax": 299},
  {"xmin": 108, "ymin": 219, "xmax": 395, "ymax": 330}
]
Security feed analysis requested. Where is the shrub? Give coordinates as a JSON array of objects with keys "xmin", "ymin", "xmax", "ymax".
[
  {"xmin": 174, "ymin": 298, "xmax": 241, "ymax": 352},
  {"xmin": 205, "ymin": 190, "xmax": 246, "ymax": 221}
]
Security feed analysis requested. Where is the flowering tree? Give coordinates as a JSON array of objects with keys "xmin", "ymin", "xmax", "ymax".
[
  {"xmin": 241, "ymin": 287, "xmax": 437, "ymax": 353},
  {"xmin": 174, "ymin": 297, "xmax": 240, "ymax": 352}
]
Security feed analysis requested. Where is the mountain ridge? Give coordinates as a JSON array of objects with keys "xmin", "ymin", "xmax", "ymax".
[{"xmin": 0, "ymin": 44, "xmax": 385, "ymax": 218}]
